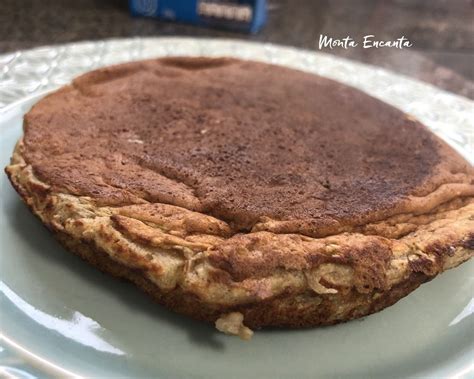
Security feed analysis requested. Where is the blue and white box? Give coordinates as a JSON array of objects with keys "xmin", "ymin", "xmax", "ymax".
[{"xmin": 129, "ymin": 0, "xmax": 267, "ymax": 33}]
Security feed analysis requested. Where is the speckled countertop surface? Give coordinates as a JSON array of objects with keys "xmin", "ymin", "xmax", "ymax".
[{"xmin": 1, "ymin": 0, "xmax": 473, "ymax": 99}]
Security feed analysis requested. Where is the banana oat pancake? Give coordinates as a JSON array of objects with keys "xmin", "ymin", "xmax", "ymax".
[{"xmin": 5, "ymin": 57, "xmax": 474, "ymax": 339}]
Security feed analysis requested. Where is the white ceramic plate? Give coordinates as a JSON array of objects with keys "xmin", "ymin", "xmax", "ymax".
[{"xmin": 1, "ymin": 38, "xmax": 473, "ymax": 379}]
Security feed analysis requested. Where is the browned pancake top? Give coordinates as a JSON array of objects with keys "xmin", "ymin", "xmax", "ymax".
[{"xmin": 22, "ymin": 57, "xmax": 472, "ymax": 236}]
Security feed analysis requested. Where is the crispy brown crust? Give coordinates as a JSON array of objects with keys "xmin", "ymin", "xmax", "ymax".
[
  {"xmin": 5, "ymin": 139, "xmax": 474, "ymax": 330},
  {"xmin": 21, "ymin": 57, "xmax": 474, "ymax": 237}
]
